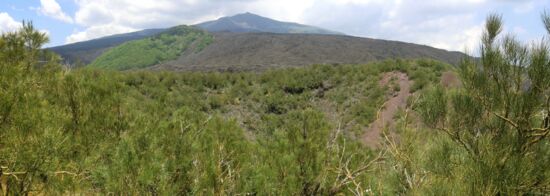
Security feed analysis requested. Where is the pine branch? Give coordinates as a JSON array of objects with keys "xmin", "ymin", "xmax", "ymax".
[
  {"xmin": 493, "ymin": 112, "xmax": 519, "ymax": 129},
  {"xmin": 438, "ymin": 127, "xmax": 476, "ymax": 157}
]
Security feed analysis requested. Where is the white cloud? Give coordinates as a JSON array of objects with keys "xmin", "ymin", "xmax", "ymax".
[
  {"xmin": 64, "ymin": 0, "xmax": 537, "ymax": 51},
  {"xmin": 298, "ymin": 0, "xmax": 488, "ymax": 51},
  {"xmin": 67, "ymin": 0, "xmax": 248, "ymax": 43},
  {"xmin": 381, "ymin": 13, "xmax": 483, "ymax": 51},
  {"xmin": 0, "ymin": 12, "xmax": 22, "ymax": 33},
  {"xmin": 37, "ymin": 0, "xmax": 74, "ymax": 23},
  {"xmin": 244, "ymin": 0, "xmax": 315, "ymax": 22},
  {"xmin": 1, "ymin": 12, "xmax": 51, "ymax": 45},
  {"xmin": 68, "ymin": 0, "xmax": 353, "ymax": 43},
  {"xmin": 66, "ymin": 25, "xmax": 136, "ymax": 43}
]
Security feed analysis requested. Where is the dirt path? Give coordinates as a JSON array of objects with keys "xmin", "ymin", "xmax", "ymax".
[{"xmin": 363, "ymin": 72, "xmax": 412, "ymax": 148}]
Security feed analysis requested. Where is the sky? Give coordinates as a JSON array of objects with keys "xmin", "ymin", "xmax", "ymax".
[{"xmin": 1, "ymin": 0, "xmax": 549, "ymax": 51}]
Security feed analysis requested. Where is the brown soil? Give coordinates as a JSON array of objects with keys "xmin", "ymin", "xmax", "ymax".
[
  {"xmin": 441, "ymin": 71, "xmax": 461, "ymax": 88},
  {"xmin": 362, "ymin": 72, "xmax": 412, "ymax": 148}
]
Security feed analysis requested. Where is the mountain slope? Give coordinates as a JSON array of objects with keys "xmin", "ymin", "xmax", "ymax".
[
  {"xmin": 89, "ymin": 26, "xmax": 212, "ymax": 70},
  {"xmin": 48, "ymin": 28, "xmax": 165, "ymax": 65},
  {"xmin": 150, "ymin": 32, "xmax": 466, "ymax": 71},
  {"xmin": 195, "ymin": 12, "xmax": 342, "ymax": 35},
  {"xmin": 49, "ymin": 12, "xmax": 466, "ymax": 71},
  {"xmin": 49, "ymin": 12, "xmax": 342, "ymax": 66}
]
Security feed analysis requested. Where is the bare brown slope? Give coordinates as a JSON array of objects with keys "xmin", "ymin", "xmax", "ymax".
[
  {"xmin": 363, "ymin": 72, "xmax": 412, "ymax": 148},
  {"xmin": 151, "ymin": 32, "xmax": 465, "ymax": 71}
]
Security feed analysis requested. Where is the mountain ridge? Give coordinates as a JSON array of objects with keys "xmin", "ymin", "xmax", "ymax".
[
  {"xmin": 195, "ymin": 12, "xmax": 343, "ymax": 35},
  {"xmin": 48, "ymin": 12, "xmax": 467, "ymax": 70},
  {"xmin": 150, "ymin": 32, "xmax": 465, "ymax": 71}
]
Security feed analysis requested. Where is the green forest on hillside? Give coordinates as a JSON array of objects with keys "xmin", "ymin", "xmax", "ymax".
[
  {"xmin": 88, "ymin": 26, "xmax": 213, "ymax": 70},
  {"xmin": 0, "ymin": 14, "xmax": 549, "ymax": 195}
]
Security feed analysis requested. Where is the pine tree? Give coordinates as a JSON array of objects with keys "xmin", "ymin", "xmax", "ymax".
[{"xmin": 417, "ymin": 13, "xmax": 550, "ymax": 194}]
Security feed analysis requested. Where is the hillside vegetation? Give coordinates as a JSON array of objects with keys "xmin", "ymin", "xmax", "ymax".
[
  {"xmin": 1, "ymin": 14, "xmax": 549, "ymax": 195},
  {"xmin": 88, "ymin": 26, "xmax": 212, "ymax": 70},
  {"xmin": 48, "ymin": 28, "xmax": 165, "ymax": 66}
]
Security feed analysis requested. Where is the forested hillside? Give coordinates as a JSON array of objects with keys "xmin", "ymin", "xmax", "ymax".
[
  {"xmin": 1, "ymin": 14, "xmax": 549, "ymax": 195},
  {"xmin": 48, "ymin": 28, "xmax": 165, "ymax": 66},
  {"xmin": 88, "ymin": 26, "xmax": 213, "ymax": 70}
]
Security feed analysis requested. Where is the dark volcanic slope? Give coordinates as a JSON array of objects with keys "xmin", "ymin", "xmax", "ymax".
[
  {"xmin": 151, "ymin": 33, "xmax": 465, "ymax": 71},
  {"xmin": 48, "ymin": 28, "xmax": 165, "ymax": 66}
]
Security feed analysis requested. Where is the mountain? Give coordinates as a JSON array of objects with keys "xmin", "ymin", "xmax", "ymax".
[
  {"xmin": 48, "ymin": 28, "xmax": 166, "ymax": 66},
  {"xmin": 48, "ymin": 13, "xmax": 343, "ymax": 66},
  {"xmin": 150, "ymin": 32, "xmax": 466, "ymax": 71},
  {"xmin": 195, "ymin": 12, "xmax": 343, "ymax": 35},
  {"xmin": 48, "ymin": 12, "xmax": 466, "ymax": 70}
]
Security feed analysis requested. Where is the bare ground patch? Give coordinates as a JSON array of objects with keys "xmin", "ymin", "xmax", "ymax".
[
  {"xmin": 441, "ymin": 71, "xmax": 461, "ymax": 89},
  {"xmin": 362, "ymin": 72, "xmax": 412, "ymax": 148}
]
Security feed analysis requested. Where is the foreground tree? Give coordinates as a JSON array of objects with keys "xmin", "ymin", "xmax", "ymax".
[{"xmin": 417, "ymin": 13, "xmax": 550, "ymax": 194}]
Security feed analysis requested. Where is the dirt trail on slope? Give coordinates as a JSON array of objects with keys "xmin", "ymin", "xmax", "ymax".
[{"xmin": 363, "ymin": 72, "xmax": 412, "ymax": 148}]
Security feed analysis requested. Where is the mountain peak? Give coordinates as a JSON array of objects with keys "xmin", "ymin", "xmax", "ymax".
[
  {"xmin": 231, "ymin": 12, "xmax": 263, "ymax": 18},
  {"xmin": 225, "ymin": 12, "xmax": 272, "ymax": 23},
  {"xmin": 196, "ymin": 12, "xmax": 343, "ymax": 35},
  {"xmin": 236, "ymin": 12, "xmax": 257, "ymax": 16}
]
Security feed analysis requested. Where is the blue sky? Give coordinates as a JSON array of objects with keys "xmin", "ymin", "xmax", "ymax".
[{"xmin": 1, "ymin": 0, "xmax": 549, "ymax": 51}]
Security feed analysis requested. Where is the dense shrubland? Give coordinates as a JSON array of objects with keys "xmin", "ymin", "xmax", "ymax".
[{"xmin": 0, "ymin": 13, "xmax": 549, "ymax": 195}]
